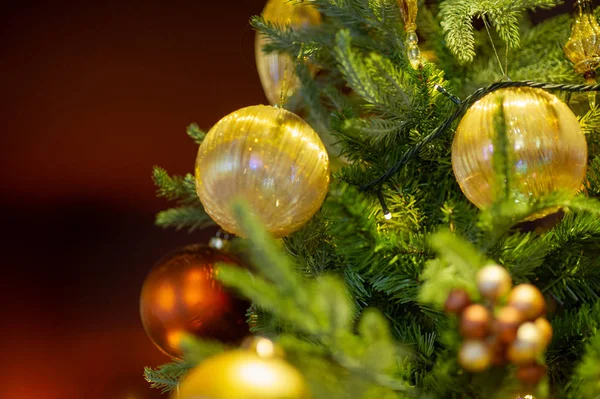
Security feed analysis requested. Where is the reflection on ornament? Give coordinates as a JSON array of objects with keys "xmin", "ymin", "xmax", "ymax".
[
  {"xmin": 177, "ymin": 337, "xmax": 310, "ymax": 399},
  {"xmin": 256, "ymin": 0, "xmax": 321, "ymax": 106},
  {"xmin": 195, "ymin": 105, "xmax": 330, "ymax": 238},
  {"xmin": 397, "ymin": 0, "xmax": 421, "ymax": 69},
  {"xmin": 564, "ymin": 0, "xmax": 600, "ymax": 106},
  {"xmin": 452, "ymin": 87, "xmax": 587, "ymax": 219},
  {"xmin": 140, "ymin": 245, "xmax": 250, "ymax": 358}
]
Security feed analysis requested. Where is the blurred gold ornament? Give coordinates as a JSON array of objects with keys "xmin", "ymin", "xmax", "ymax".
[
  {"xmin": 195, "ymin": 105, "xmax": 330, "ymax": 238},
  {"xmin": 460, "ymin": 304, "xmax": 491, "ymax": 339},
  {"xmin": 140, "ymin": 245, "xmax": 250, "ymax": 358},
  {"xmin": 494, "ymin": 306, "xmax": 525, "ymax": 344},
  {"xmin": 564, "ymin": 0, "xmax": 600, "ymax": 105},
  {"xmin": 255, "ymin": 0, "xmax": 321, "ymax": 106},
  {"xmin": 458, "ymin": 339, "xmax": 492, "ymax": 372},
  {"xmin": 534, "ymin": 317, "xmax": 553, "ymax": 347},
  {"xmin": 508, "ymin": 284, "xmax": 546, "ymax": 321},
  {"xmin": 452, "ymin": 87, "xmax": 587, "ymax": 219},
  {"xmin": 397, "ymin": 0, "xmax": 421, "ymax": 69},
  {"xmin": 177, "ymin": 337, "xmax": 310, "ymax": 399},
  {"xmin": 477, "ymin": 264, "xmax": 512, "ymax": 301}
]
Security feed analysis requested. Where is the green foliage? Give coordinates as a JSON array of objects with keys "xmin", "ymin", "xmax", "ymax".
[
  {"xmin": 144, "ymin": 361, "xmax": 194, "ymax": 393},
  {"xmin": 439, "ymin": 0, "xmax": 561, "ymax": 63},
  {"xmin": 570, "ymin": 332, "xmax": 600, "ymax": 398},
  {"xmin": 215, "ymin": 201, "xmax": 415, "ymax": 398}
]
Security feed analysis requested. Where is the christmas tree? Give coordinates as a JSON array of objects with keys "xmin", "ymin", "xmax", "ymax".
[{"xmin": 142, "ymin": 0, "xmax": 600, "ymax": 398}]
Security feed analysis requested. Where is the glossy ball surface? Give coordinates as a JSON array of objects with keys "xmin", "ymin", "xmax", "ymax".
[
  {"xmin": 452, "ymin": 87, "xmax": 587, "ymax": 218},
  {"xmin": 458, "ymin": 340, "xmax": 492, "ymax": 372},
  {"xmin": 494, "ymin": 306, "xmax": 524, "ymax": 344},
  {"xmin": 460, "ymin": 304, "xmax": 491, "ymax": 339},
  {"xmin": 178, "ymin": 348, "xmax": 310, "ymax": 399},
  {"xmin": 508, "ymin": 284, "xmax": 546, "ymax": 321},
  {"xmin": 255, "ymin": 0, "xmax": 321, "ymax": 106},
  {"xmin": 140, "ymin": 245, "xmax": 250, "ymax": 358},
  {"xmin": 477, "ymin": 264, "xmax": 512, "ymax": 300},
  {"xmin": 195, "ymin": 105, "xmax": 330, "ymax": 238}
]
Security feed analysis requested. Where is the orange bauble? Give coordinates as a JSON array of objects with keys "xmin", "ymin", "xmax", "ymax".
[{"xmin": 140, "ymin": 245, "xmax": 250, "ymax": 358}]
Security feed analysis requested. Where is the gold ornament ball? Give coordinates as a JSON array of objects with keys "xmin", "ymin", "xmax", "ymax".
[
  {"xmin": 255, "ymin": 0, "xmax": 321, "ymax": 106},
  {"xmin": 494, "ymin": 306, "xmax": 525, "ymax": 344},
  {"xmin": 477, "ymin": 264, "xmax": 512, "ymax": 301},
  {"xmin": 452, "ymin": 87, "xmax": 587, "ymax": 218},
  {"xmin": 195, "ymin": 105, "xmax": 330, "ymax": 238},
  {"xmin": 177, "ymin": 345, "xmax": 310, "ymax": 399},
  {"xmin": 460, "ymin": 304, "xmax": 492, "ymax": 339},
  {"xmin": 508, "ymin": 284, "xmax": 546, "ymax": 321},
  {"xmin": 507, "ymin": 339, "xmax": 538, "ymax": 365},
  {"xmin": 534, "ymin": 317, "xmax": 553, "ymax": 348},
  {"xmin": 458, "ymin": 340, "xmax": 492, "ymax": 372}
]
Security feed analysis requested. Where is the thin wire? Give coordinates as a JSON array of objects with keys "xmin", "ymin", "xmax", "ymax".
[
  {"xmin": 360, "ymin": 80, "xmax": 600, "ymax": 191},
  {"xmin": 504, "ymin": 40, "xmax": 510, "ymax": 80},
  {"xmin": 278, "ymin": 58, "xmax": 293, "ymax": 107},
  {"xmin": 483, "ymin": 15, "xmax": 507, "ymax": 79}
]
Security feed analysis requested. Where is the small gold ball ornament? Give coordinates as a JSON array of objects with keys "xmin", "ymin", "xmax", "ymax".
[
  {"xmin": 177, "ymin": 337, "xmax": 310, "ymax": 399},
  {"xmin": 508, "ymin": 284, "xmax": 546, "ymax": 321},
  {"xmin": 460, "ymin": 304, "xmax": 491, "ymax": 339},
  {"xmin": 494, "ymin": 306, "xmax": 525, "ymax": 344},
  {"xmin": 477, "ymin": 264, "xmax": 512, "ymax": 301},
  {"xmin": 458, "ymin": 340, "xmax": 492, "ymax": 372},
  {"xmin": 452, "ymin": 87, "xmax": 587, "ymax": 218},
  {"xmin": 195, "ymin": 105, "xmax": 330, "ymax": 238},
  {"xmin": 255, "ymin": 0, "xmax": 321, "ymax": 106}
]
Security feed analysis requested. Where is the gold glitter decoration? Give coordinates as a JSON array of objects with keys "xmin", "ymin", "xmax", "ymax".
[
  {"xmin": 195, "ymin": 105, "xmax": 330, "ymax": 238},
  {"xmin": 564, "ymin": 0, "xmax": 600, "ymax": 79},
  {"xmin": 255, "ymin": 0, "xmax": 321, "ymax": 106},
  {"xmin": 397, "ymin": 0, "xmax": 421, "ymax": 69},
  {"xmin": 452, "ymin": 87, "xmax": 587, "ymax": 218}
]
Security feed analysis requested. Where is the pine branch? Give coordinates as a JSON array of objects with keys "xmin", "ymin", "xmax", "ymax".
[
  {"xmin": 439, "ymin": 0, "xmax": 561, "ymax": 62},
  {"xmin": 186, "ymin": 123, "xmax": 205, "ymax": 144},
  {"xmin": 570, "ymin": 332, "xmax": 600, "ymax": 398},
  {"xmin": 155, "ymin": 206, "xmax": 213, "ymax": 232},
  {"xmin": 152, "ymin": 167, "xmax": 198, "ymax": 205},
  {"xmin": 144, "ymin": 361, "xmax": 194, "ymax": 393}
]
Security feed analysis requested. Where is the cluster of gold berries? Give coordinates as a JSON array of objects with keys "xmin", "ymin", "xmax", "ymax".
[{"xmin": 444, "ymin": 265, "xmax": 552, "ymax": 386}]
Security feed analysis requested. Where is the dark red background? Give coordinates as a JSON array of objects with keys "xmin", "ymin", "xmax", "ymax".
[
  {"xmin": 1, "ymin": 1, "xmax": 576, "ymax": 398},
  {"xmin": 1, "ymin": 1, "xmax": 265, "ymax": 398}
]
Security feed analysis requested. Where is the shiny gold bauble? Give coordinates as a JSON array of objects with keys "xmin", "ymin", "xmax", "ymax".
[
  {"xmin": 195, "ymin": 105, "xmax": 330, "ymax": 238},
  {"xmin": 534, "ymin": 317, "xmax": 553, "ymax": 347},
  {"xmin": 255, "ymin": 0, "xmax": 321, "ymax": 106},
  {"xmin": 452, "ymin": 87, "xmax": 587, "ymax": 218},
  {"xmin": 564, "ymin": 0, "xmax": 600, "ymax": 76},
  {"xmin": 140, "ymin": 245, "xmax": 250, "ymax": 358},
  {"xmin": 508, "ymin": 284, "xmax": 546, "ymax": 321},
  {"xmin": 494, "ymin": 306, "xmax": 525, "ymax": 344},
  {"xmin": 507, "ymin": 339, "xmax": 538, "ymax": 365},
  {"xmin": 460, "ymin": 304, "xmax": 491, "ymax": 339},
  {"xmin": 177, "ymin": 339, "xmax": 310, "ymax": 399},
  {"xmin": 458, "ymin": 340, "xmax": 492, "ymax": 372},
  {"xmin": 477, "ymin": 264, "xmax": 512, "ymax": 301}
]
